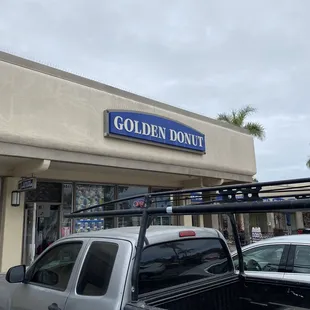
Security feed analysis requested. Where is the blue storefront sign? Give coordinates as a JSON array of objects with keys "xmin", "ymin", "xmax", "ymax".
[
  {"xmin": 191, "ymin": 192, "xmax": 203, "ymax": 203},
  {"xmin": 104, "ymin": 110, "xmax": 206, "ymax": 153},
  {"xmin": 18, "ymin": 177, "xmax": 37, "ymax": 191}
]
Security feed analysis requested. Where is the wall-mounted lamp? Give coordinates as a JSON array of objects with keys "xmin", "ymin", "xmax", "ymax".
[{"xmin": 11, "ymin": 191, "xmax": 20, "ymax": 207}]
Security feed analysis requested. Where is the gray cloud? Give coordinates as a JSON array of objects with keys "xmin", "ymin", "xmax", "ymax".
[{"xmin": 1, "ymin": 0, "xmax": 310, "ymax": 181}]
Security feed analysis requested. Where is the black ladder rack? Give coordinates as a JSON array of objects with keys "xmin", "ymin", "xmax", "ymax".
[{"xmin": 64, "ymin": 177, "xmax": 310, "ymax": 301}]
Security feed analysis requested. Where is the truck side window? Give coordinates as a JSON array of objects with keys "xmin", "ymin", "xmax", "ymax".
[
  {"xmin": 76, "ymin": 241, "xmax": 119, "ymax": 296},
  {"xmin": 139, "ymin": 238, "xmax": 232, "ymax": 295},
  {"xmin": 27, "ymin": 242, "xmax": 83, "ymax": 291},
  {"xmin": 293, "ymin": 245, "xmax": 310, "ymax": 273}
]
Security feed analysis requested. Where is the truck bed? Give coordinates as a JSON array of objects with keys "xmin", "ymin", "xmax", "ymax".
[
  {"xmin": 125, "ymin": 275, "xmax": 310, "ymax": 310},
  {"xmin": 126, "ymin": 275, "xmax": 242, "ymax": 310}
]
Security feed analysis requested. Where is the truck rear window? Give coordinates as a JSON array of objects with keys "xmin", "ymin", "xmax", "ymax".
[{"xmin": 139, "ymin": 238, "xmax": 233, "ymax": 295}]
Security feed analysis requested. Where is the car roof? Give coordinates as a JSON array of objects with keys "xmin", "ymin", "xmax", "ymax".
[
  {"xmin": 232, "ymin": 234, "xmax": 310, "ymax": 255},
  {"xmin": 61, "ymin": 225, "xmax": 221, "ymax": 245},
  {"xmin": 249, "ymin": 234, "xmax": 310, "ymax": 245}
]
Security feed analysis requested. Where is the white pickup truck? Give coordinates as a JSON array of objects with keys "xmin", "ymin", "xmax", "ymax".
[
  {"xmin": 2, "ymin": 177, "xmax": 310, "ymax": 310},
  {"xmin": 0, "ymin": 225, "xmax": 309, "ymax": 310}
]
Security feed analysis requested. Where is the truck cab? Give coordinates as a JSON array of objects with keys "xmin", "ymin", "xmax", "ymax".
[
  {"xmin": 3, "ymin": 176, "xmax": 310, "ymax": 310},
  {"xmin": 1, "ymin": 226, "xmax": 231, "ymax": 310}
]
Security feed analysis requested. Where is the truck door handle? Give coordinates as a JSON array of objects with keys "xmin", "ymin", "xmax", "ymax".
[
  {"xmin": 48, "ymin": 303, "xmax": 61, "ymax": 310},
  {"xmin": 287, "ymin": 288, "xmax": 304, "ymax": 298}
]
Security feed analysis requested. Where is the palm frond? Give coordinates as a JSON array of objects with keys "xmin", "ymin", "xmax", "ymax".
[
  {"xmin": 233, "ymin": 112, "xmax": 244, "ymax": 127},
  {"xmin": 217, "ymin": 113, "xmax": 233, "ymax": 123},
  {"xmin": 217, "ymin": 106, "xmax": 265, "ymax": 141},
  {"xmin": 243, "ymin": 122, "xmax": 266, "ymax": 141},
  {"xmin": 236, "ymin": 105, "xmax": 257, "ymax": 127},
  {"xmin": 239, "ymin": 105, "xmax": 257, "ymax": 117},
  {"xmin": 231, "ymin": 109, "xmax": 243, "ymax": 126}
]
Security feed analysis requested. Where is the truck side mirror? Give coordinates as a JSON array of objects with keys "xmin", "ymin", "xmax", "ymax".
[{"xmin": 6, "ymin": 265, "xmax": 26, "ymax": 283}]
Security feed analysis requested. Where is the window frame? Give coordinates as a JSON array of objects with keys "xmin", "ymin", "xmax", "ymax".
[
  {"xmin": 25, "ymin": 241, "xmax": 84, "ymax": 292},
  {"xmin": 287, "ymin": 244, "xmax": 310, "ymax": 274},
  {"xmin": 76, "ymin": 240, "xmax": 119, "ymax": 296},
  {"xmin": 138, "ymin": 237, "xmax": 234, "ymax": 295},
  {"xmin": 233, "ymin": 243, "xmax": 289, "ymax": 273}
]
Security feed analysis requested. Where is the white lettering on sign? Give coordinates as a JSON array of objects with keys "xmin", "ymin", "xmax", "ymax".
[
  {"xmin": 142, "ymin": 122, "xmax": 151, "ymax": 136},
  {"xmin": 169, "ymin": 129, "xmax": 203, "ymax": 147},
  {"xmin": 124, "ymin": 118, "xmax": 134, "ymax": 132},
  {"xmin": 111, "ymin": 113, "xmax": 205, "ymax": 152},
  {"xmin": 114, "ymin": 117, "xmax": 167, "ymax": 140},
  {"xmin": 114, "ymin": 116, "xmax": 123, "ymax": 130},
  {"xmin": 22, "ymin": 180, "xmax": 32, "ymax": 189},
  {"xmin": 18, "ymin": 177, "xmax": 37, "ymax": 191}
]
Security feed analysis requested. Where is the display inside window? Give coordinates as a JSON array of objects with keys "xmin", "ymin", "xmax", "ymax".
[
  {"xmin": 117, "ymin": 186, "xmax": 148, "ymax": 227},
  {"xmin": 151, "ymin": 188, "xmax": 174, "ymax": 226},
  {"xmin": 74, "ymin": 184, "xmax": 115, "ymax": 233},
  {"xmin": 152, "ymin": 194, "xmax": 173, "ymax": 225}
]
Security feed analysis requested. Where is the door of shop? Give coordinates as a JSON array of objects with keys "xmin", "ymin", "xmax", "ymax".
[{"xmin": 23, "ymin": 203, "xmax": 61, "ymax": 266}]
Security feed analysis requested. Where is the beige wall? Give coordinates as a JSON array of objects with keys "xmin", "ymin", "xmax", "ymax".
[
  {"xmin": 0, "ymin": 53, "xmax": 256, "ymax": 182},
  {"xmin": 261, "ymin": 183, "xmax": 310, "ymax": 198},
  {"xmin": 0, "ymin": 178, "xmax": 24, "ymax": 272},
  {"xmin": 0, "ymin": 51, "xmax": 257, "ymax": 273}
]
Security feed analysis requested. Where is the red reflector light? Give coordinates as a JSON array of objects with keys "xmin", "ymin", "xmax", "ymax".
[
  {"xmin": 179, "ymin": 230, "xmax": 196, "ymax": 237},
  {"xmin": 298, "ymin": 229, "xmax": 303, "ymax": 234}
]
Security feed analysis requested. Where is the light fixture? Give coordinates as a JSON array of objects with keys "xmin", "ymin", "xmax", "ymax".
[{"xmin": 11, "ymin": 191, "xmax": 20, "ymax": 207}]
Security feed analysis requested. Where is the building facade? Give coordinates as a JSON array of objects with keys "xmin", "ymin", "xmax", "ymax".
[
  {"xmin": 0, "ymin": 52, "xmax": 256, "ymax": 272},
  {"xmin": 248, "ymin": 183, "xmax": 310, "ymax": 236}
]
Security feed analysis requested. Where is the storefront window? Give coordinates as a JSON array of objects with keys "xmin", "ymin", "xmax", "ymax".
[
  {"xmin": 74, "ymin": 184, "xmax": 115, "ymax": 232},
  {"xmin": 25, "ymin": 182, "xmax": 62, "ymax": 203},
  {"xmin": 61, "ymin": 183, "xmax": 73, "ymax": 237},
  {"xmin": 117, "ymin": 186, "xmax": 149, "ymax": 227},
  {"xmin": 150, "ymin": 188, "xmax": 173, "ymax": 226}
]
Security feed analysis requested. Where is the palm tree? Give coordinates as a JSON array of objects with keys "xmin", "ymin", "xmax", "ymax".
[
  {"xmin": 307, "ymin": 158, "xmax": 310, "ymax": 169},
  {"xmin": 217, "ymin": 105, "xmax": 266, "ymax": 141},
  {"xmin": 217, "ymin": 105, "xmax": 265, "ymax": 244}
]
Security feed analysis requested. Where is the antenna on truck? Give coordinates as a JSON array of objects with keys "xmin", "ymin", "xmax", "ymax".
[{"xmin": 64, "ymin": 177, "xmax": 310, "ymax": 301}]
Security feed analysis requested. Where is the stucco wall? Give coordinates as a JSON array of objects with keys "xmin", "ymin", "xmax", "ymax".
[
  {"xmin": 0, "ymin": 55, "xmax": 256, "ymax": 179},
  {"xmin": 0, "ymin": 177, "xmax": 24, "ymax": 272}
]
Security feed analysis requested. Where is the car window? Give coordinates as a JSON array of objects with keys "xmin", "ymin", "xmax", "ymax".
[
  {"xmin": 233, "ymin": 244, "xmax": 285, "ymax": 272},
  {"xmin": 27, "ymin": 242, "xmax": 82, "ymax": 291},
  {"xmin": 293, "ymin": 245, "xmax": 310, "ymax": 273},
  {"xmin": 76, "ymin": 241, "xmax": 119, "ymax": 296},
  {"xmin": 139, "ymin": 238, "xmax": 233, "ymax": 295}
]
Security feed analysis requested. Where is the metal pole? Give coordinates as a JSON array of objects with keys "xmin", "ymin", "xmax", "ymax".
[
  {"xmin": 31, "ymin": 203, "xmax": 37, "ymax": 264},
  {"xmin": 165, "ymin": 198, "xmax": 310, "ymax": 215},
  {"xmin": 64, "ymin": 198, "xmax": 310, "ymax": 220},
  {"xmin": 228, "ymin": 214, "xmax": 245, "ymax": 275},
  {"xmin": 131, "ymin": 195, "xmax": 151, "ymax": 301},
  {"xmin": 70, "ymin": 177, "xmax": 310, "ymax": 214}
]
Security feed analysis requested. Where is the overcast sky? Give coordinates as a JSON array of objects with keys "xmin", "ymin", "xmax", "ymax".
[{"xmin": 1, "ymin": 0, "xmax": 309, "ymax": 181}]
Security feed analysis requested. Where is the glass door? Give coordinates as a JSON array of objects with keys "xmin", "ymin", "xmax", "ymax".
[
  {"xmin": 35, "ymin": 204, "xmax": 60, "ymax": 256},
  {"xmin": 22, "ymin": 203, "xmax": 60, "ymax": 266},
  {"xmin": 23, "ymin": 203, "xmax": 36, "ymax": 266}
]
